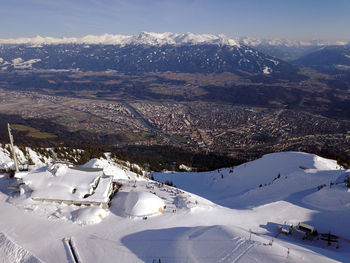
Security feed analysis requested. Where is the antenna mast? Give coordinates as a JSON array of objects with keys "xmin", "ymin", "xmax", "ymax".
[{"xmin": 7, "ymin": 123, "xmax": 19, "ymax": 172}]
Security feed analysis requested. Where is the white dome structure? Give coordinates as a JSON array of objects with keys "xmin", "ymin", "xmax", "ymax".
[
  {"xmin": 73, "ymin": 206, "xmax": 109, "ymax": 225},
  {"xmin": 124, "ymin": 191, "xmax": 165, "ymax": 217}
]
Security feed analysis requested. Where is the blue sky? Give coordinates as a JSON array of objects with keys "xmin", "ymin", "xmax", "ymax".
[{"xmin": 1, "ymin": 0, "xmax": 349, "ymax": 40}]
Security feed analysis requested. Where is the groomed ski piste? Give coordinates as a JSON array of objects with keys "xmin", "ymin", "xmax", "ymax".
[{"xmin": 0, "ymin": 147, "xmax": 350, "ymax": 263}]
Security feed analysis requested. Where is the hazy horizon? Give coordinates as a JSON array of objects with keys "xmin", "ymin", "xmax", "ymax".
[
  {"xmin": 0, "ymin": 32, "xmax": 348, "ymax": 44},
  {"xmin": 1, "ymin": 0, "xmax": 350, "ymax": 41}
]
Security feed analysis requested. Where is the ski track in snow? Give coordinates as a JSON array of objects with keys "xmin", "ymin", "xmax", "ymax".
[{"xmin": 219, "ymin": 237, "xmax": 256, "ymax": 263}]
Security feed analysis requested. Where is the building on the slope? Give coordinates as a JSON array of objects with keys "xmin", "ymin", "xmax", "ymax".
[
  {"xmin": 14, "ymin": 164, "xmax": 119, "ymax": 209},
  {"xmin": 294, "ymin": 222, "xmax": 318, "ymax": 240}
]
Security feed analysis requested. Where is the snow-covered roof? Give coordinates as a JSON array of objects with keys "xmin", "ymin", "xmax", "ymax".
[
  {"xmin": 81, "ymin": 158, "xmax": 129, "ymax": 180},
  {"xmin": 84, "ymin": 177, "xmax": 113, "ymax": 203},
  {"xmin": 17, "ymin": 163, "xmax": 112, "ymax": 203}
]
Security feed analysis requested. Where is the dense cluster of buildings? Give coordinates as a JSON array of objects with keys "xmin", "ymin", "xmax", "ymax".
[{"xmin": 1, "ymin": 89, "xmax": 350, "ymax": 160}]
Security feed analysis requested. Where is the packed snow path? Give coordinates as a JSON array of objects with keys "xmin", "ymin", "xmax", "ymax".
[{"xmin": 63, "ymin": 237, "xmax": 81, "ymax": 263}]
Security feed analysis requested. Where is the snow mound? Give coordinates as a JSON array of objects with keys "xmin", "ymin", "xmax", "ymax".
[
  {"xmin": 234, "ymin": 152, "xmax": 339, "ymax": 177},
  {"xmin": 82, "ymin": 158, "xmax": 110, "ymax": 169},
  {"xmin": 72, "ymin": 206, "xmax": 109, "ymax": 225},
  {"xmin": 124, "ymin": 191, "xmax": 164, "ymax": 217},
  {"xmin": 0, "ymin": 233, "xmax": 41, "ymax": 263},
  {"xmin": 82, "ymin": 158, "xmax": 128, "ymax": 180},
  {"xmin": 51, "ymin": 163, "xmax": 68, "ymax": 176}
]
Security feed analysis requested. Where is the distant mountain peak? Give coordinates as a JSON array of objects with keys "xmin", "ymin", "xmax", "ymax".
[
  {"xmin": 237, "ymin": 37, "xmax": 348, "ymax": 47},
  {"xmin": 0, "ymin": 32, "xmax": 241, "ymax": 47}
]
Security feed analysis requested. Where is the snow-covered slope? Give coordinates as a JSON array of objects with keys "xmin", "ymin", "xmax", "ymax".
[
  {"xmin": 0, "ymin": 32, "xmax": 240, "ymax": 47},
  {"xmin": 154, "ymin": 152, "xmax": 350, "ymax": 237},
  {"xmin": 154, "ymin": 152, "xmax": 342, "ymax": 206},
  {"xmin": 0, "ymin": 233, "xmax": 41, "ymax": 263}
]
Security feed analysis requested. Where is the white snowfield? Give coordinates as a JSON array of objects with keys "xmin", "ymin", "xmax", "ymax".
[
  {"xmin": 0, "ymin": 150, "xmax": 350, "ymax": 262},
  {"xmin": 0, "ymin": 32, "xmax": 240, "ymax": 47}
]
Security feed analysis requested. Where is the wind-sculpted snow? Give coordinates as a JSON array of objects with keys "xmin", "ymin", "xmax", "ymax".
[{"xmin": 0, "ymin": 233, "xmax": 41, "ymax": 263}]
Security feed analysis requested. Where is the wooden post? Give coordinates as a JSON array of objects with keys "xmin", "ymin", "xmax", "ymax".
[{"xmin": 7, "ymin": 123, "xmax": 19, "ymax": 173}]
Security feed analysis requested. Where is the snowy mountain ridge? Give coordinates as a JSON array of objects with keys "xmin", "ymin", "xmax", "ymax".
[
  {"xmin": 237, "ymin": 37, "xmax": 348, "ymax": 47},
  {"xmin": 0, "ymin": 32, "xmax": 240, "ymax": 47},
  {"xmin": 0, "ymin": 38, "xmax": 297, "ymax": 75},
  {"xmin": 1, "ymin": 32, "xmax": 348, "ymax": 47}
]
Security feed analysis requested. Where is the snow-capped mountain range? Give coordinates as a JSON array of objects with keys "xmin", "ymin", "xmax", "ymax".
[
  {"xmin": 0, "ymin": 32, "xmax": 300, "ymax": 75},
  {"xmin": 237, "ymin": 37, "xmax": 349, "ymax": 61},
  {"xmin": 294, "ymin": 44, "xmax": 350, "ymax": 74},
  {"xmin": 238, "ymin": 37, "xmax": 348, "ymax": 48},
  {"xmin": 1, "ymin": 32, "xmax": 347, "ymax": 74},
  {"xmin": 0, "ymin": 32, "xmax": 348, "ymax": 47},
  {"xmin": 0, "ymin": 32, "xmax": 240, "ymax": 47}
]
